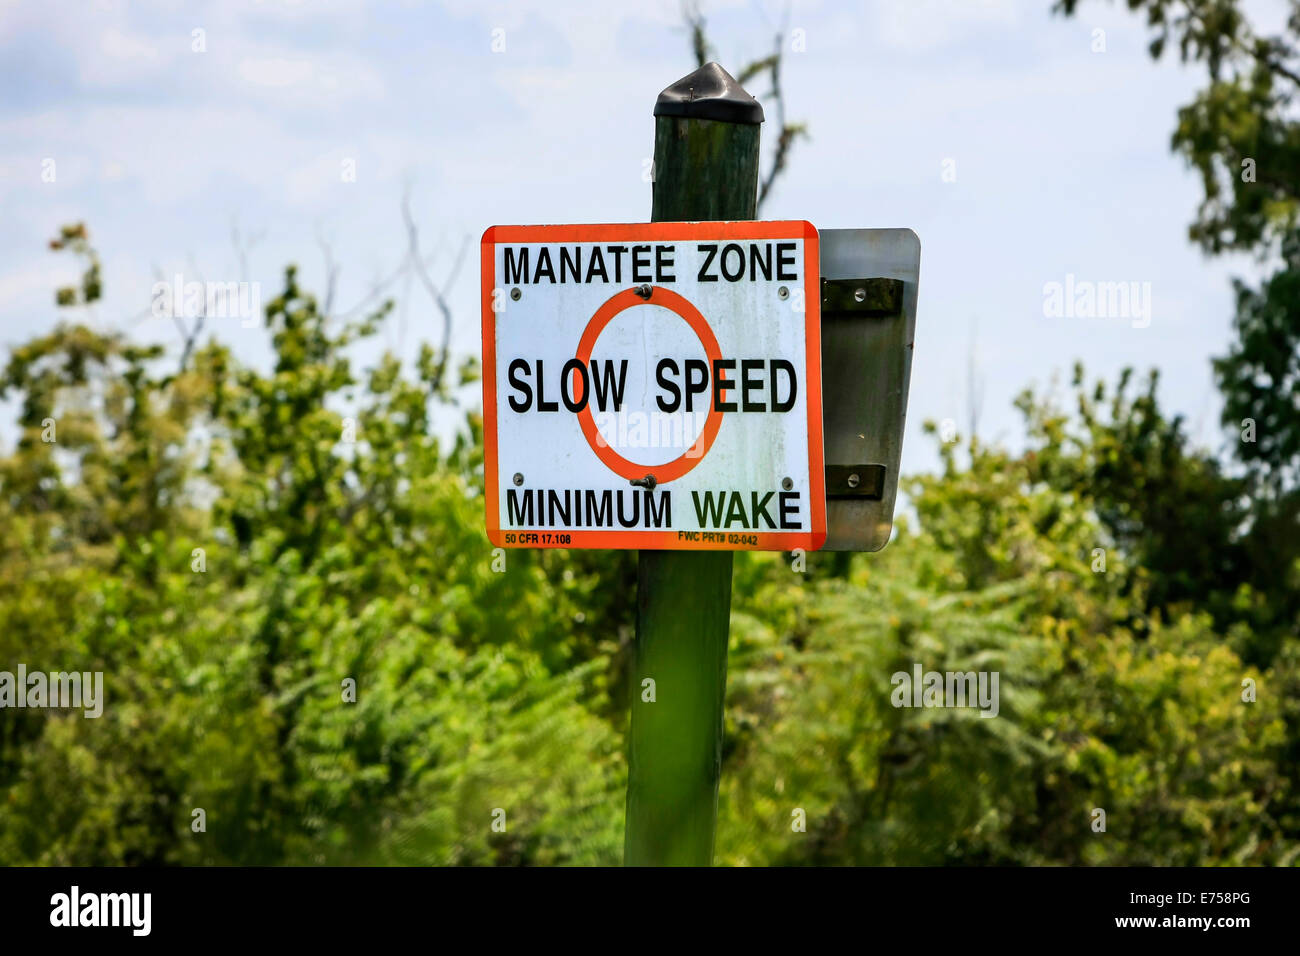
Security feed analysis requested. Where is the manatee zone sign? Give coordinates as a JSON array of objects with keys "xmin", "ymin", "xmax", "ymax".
[{"xmin": 481, "ymin": 221, "xmax": 824, "ymax": 551}]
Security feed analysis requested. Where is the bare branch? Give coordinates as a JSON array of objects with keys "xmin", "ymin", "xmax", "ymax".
[
  {"xmin": 316, "ymin": 227, "xmax": 339, "ymax": 319},
  {"xmin": 736, "ymin": 54, "xmax": 778, "ymax": 86},
  {"xmin": 332, "ymin": 249, "xmax": 443, "ymax": 326},
  {"xmin": 172, "ymin": 254, "xmax": 207, "ymax": 373},
  {"xmin": 966, "ymin": 318, "xmax": 984, "ymax": 441},
  {"xmin": 682, "ymin": 4, "xmax": 806, "ymax": 214},
  {"xmin": 757, "ymin": 28, "xmax": 806, "ymax": 213},
  {"xmin": 400, "ymin": 190, "xmax": 469, "ymax": 392},
  {"xmin": 230, "ymin": 219, "xmax": 265, "ymax": 285},
  {"xmin": 683, "ymin": 0, "xmax": 710, "ymax": 67}
]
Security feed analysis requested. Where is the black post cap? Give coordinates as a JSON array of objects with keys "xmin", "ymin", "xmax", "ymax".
[{"xmin": 653, "ymin": 62, "xmax": 764, "ymax": 125}]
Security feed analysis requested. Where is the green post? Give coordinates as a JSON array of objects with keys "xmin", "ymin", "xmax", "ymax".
[{"xmin": 624, "ymin": 63, "xmax": 764, "ymax": 867}]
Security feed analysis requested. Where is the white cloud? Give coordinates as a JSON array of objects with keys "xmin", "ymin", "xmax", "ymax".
[
  {"xmin": 100, "ymin": 27, "xmax": 159, "ymax": 62},
  {"xmin": 868, "ymin": 0, "xmax": 1023, "ymax": 52},
  {"xmin": 79, "ymin": 27, "xmax": 178, "ymax": 85},
  {"xmin": 238, "ymin": 56, "xmax": 314, "ymax": 88}
]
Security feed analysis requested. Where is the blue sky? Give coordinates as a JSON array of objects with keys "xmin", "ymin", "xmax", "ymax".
[{"xmin": 0, "ymin": 0, "xmax": 1285, "ymax": 475}]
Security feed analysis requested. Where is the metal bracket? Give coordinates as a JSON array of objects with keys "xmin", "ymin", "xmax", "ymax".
[
  {"xmin": 821, "ymin": 277, "xmax": 904, "ymax": 317},
  {"xmin": 826, "ymin": 464, "xmax": 886, "ymax": 500}
]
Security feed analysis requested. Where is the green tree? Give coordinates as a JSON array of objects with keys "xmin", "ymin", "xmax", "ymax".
[
  {"xmin": 0, "ymin": 227, "xmax": 626, "ymax": 865},
  {"xmin": 1054, "ymin": 0, "xmax": 1300, "ymax": 504},
  {"xmin": 716, "ymin": 423, "xmax": 1286, "ymax": 865}
]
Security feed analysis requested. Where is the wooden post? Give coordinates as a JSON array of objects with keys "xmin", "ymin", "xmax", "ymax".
[{"xmin": 624, "ymin": 63, "xmax": 763, "ymax": 867}]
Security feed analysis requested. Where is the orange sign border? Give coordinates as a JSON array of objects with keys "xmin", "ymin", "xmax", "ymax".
[{"xmin": 481, "ymin": 221, "xmax": 825, "ymax": 552}]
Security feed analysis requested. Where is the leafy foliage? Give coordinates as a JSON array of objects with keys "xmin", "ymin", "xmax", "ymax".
[
  {"xmin": 0, "ymin": 224, "xmax": 1294, "ymax": 865},
  {"xmin": 1055, "ymin": 0, "xmax": 1300, "ymax": 856},
  {"xmin": 1055, "ymin": 0, "xmax": 1300, "ymax": 496}
]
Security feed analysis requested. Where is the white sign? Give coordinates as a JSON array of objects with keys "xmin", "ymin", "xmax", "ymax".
[{"xmin": 481, "ymin": 221, "xmax": 825, "ymax": 550}]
